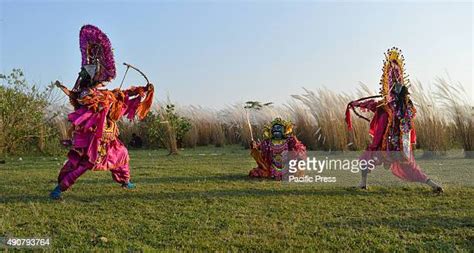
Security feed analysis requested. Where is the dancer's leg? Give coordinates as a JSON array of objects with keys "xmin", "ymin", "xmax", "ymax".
[
  {"xmin": 426, "ymin": 178, "xmax": 444, "ymax": 193},
  {"xmin": 391, "ymin": 161, "xmax": 443, "ymax": 193},
  {"xmin": 58, "ymin": 162, "xmax": 90, "ymax": 191},
  {"xmin": 358, "ymin": 151, "xmax": 375, "ymax": 189},
  {"xmin": 106, "ymin": 140, "xmax": 134, "ymax": 188},
  {"xmin": 390, "ymin": 161, "xmax": 428, "ymax": 182},
  {"xmin": 51, "ymin": 158, "xmax": 91, "ymax": 199},
  {"xmin": 111, "ymin": 163, "xmax": 135, "ymax": 189},
  {"xmin": 359, "ymin": 166, "xmax": 370, "ymax": 189}
]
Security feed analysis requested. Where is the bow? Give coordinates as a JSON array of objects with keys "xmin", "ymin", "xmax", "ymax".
[
  {"xmin": 345, "ymin": 95, "xmax": 382, "ymax": 132},
  {"xmin": 118, "ymin": 62, "xmax": 155, "ymax": 120},
  {"xmin": 347, "ymin": 95, "xmax": 382, "ymax": 121},
  {"xmin": 119, "ymin": 62, "xmax": 150, "ymax": 89}
]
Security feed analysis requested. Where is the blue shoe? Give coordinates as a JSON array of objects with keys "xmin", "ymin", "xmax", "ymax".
[
  {"xmin": 122, "ymin": 182, "xmax": 136, "ymax": 189},
  {"xmin": 50, "ymin": 185, "xmax": 62, "ymax": 200}
]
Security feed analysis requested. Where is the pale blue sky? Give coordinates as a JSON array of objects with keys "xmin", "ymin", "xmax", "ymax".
[{"xmin": 1, "ymin": 1, "xmax": 472, "ymax": 108}]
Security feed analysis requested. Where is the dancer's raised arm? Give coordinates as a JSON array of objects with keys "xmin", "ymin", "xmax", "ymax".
[
  {"xmin": 54, "ymin": 80, "xmax": 72, "ymax": 97},
  {"xmin": 115, "ymin": 83, "xmax": 154, "ymax": 120},
  {"xmin": 348, "ymin": 99, "xmax": 379, "ymax": 112},
  {"xmin": 345, "ymin": 98, "xmax": 381, "ymax": 130},
  {"xmin": 126, "ymin": 83, "xmax": 153, "ymax": 95}
]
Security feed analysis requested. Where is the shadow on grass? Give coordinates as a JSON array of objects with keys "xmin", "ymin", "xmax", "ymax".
[
  {"xmin": 79, "ymin": 174, "xmax": 250, "ymax": 185},
  {"xmin": 2, "ymin": 186, "xmax": 409, "ymax": 204}
]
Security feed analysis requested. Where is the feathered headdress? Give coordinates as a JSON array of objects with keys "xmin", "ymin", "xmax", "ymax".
[{"xmin": 79, "ymin": 24, "xmax": 116, "ymax": 82}]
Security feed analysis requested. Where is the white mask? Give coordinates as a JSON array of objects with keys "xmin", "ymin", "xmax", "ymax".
[{"xmin": 83, "ymin": 64, "xmax": 97, "ymax": 78}]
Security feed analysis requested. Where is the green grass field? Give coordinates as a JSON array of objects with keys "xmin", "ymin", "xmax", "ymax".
[{"xmin": 1, "ymin": 146, "xmax": 473, "ymax": 251}]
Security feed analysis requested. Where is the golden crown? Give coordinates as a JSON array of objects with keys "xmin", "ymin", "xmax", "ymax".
[{"xmin": 262, "ymin": 117, "xmax": 294, "ymax": 139}]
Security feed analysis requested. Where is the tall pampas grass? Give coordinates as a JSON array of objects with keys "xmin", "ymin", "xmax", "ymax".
[
  {"xmin": 54, "ymin": 116, "xmax": 70, "ymax": 140},
  {"xmin": 292, "ymin": 86, "xmax": 371, "ymax": 151},
  {"xmin": 179, "ymin": 106, "xmax": 226, "ymax": 148},
  {"xmin": 410, "ymin": 80, "xmax": 451, "ymax": 156},
  {"xmin": 435, "ymin": 78, "xmax": 473, "ymax": 158},
  {"xmin": 285, "ymin": 101, "xmax": 317, "ymax": 150},
  {"xmin": 113, "ymin": 80, "xmax": 470, "ymax": 154},
  {"xmin": 220, "ymin": 104, "xmax": 250, "ymax": 146},
  {"xmin": 219, "ymin": 103, "xmax": 290, "ymax": 147}
]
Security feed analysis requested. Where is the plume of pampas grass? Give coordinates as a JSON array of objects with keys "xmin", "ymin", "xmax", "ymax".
[
  {"xmin": 410, "ymin": 80, "xmax": 451, "ymax": 156},
  {"xmin": 285, "ymin": 101, "xmax": 317, "ymax": 150},
  {"xmin": 54, "ymin": 117, "xmax": 69, "ymax": 140},
  {"xmin": 220, "ymin": 103, "xmax": 281, "ymax": 147},
  {"xmin": 179, "ymin": 106, "xmax": 225, "ymax": 147},
  {"xmin": 434, "ymin": 78, "xmax": 473, "ymax": 157},
  {"xmin": 292, "ymin": 85, "xmax": 371, "ymax": 151},
  {"xmin": 115, "ymin": 79, "xmax": 470, "ymax": 154}
]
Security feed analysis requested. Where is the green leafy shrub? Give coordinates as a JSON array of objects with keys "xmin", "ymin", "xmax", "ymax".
[
  {"xmin": 0, "ymin": 69, "xmax": 63, "ymax": 156},
  {"xmin": 146, "ymin": 104, "xmax": 191, "ymax": 154}
]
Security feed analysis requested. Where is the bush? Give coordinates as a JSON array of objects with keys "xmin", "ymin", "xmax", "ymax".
[
  {"xmin": 0, "ymin": 69, "xmax": 63, "ymax": 156},
  {"xmin": 146, "ymin": 104, "xmax": 191, "ymax": 155}
]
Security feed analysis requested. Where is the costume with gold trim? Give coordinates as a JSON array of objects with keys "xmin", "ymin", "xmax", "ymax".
[
  {"xmin": 345, "ymin": 47, "xmax": 428, "ymax": 182},
  {"xmin": 249, "ymin": 118, "xmax": 307, "ymax": 180},
  {"xmin": 53, "ymin": 25, "xmax": 154, "ymax": 195}
]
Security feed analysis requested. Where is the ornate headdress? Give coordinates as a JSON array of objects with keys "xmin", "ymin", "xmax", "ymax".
[
  {"xmin": 79, "ymin": 24, "xmax": 116, "ymax": 82},
  {"xmin": 379, "ymin": 47, "xmax": 410, "ymax": 102},
  {"xmin": 262, "ymin": 117, "xmax": 294, "ymax": 140},
  {"xmin": 378, "ymin": 48, "xmax": 416, "ymax": 158}
]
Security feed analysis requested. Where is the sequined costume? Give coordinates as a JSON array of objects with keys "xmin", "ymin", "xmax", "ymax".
[
  {"xmin": 50, "ymin": 25, "xmax": 154, "ymax": 199},
  {"xmin": 345, "ymin": 47, "xmax": 443, "ymax": 192},
  {"xmin": 249, "ymin": 118, "xmax": 306, "ymax": 180}
]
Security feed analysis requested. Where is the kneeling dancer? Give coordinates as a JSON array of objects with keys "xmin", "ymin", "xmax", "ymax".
[{"xmin": 249, "ymin": 118, "xmax": 307, "ymax": 180}]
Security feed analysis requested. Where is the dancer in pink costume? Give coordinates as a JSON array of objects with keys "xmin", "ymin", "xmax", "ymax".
[
  {"xmin": 50, "ymin": 25, "xmax": 154, "ymax": 199},
  {"xmin": 345, "ymin": 47, "xmax": 443, "ymax": 193}
]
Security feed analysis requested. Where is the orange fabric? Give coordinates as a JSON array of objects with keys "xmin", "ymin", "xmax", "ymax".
[
  {"xmin": 136, "ymin": 84, "xmax": 154, "ymax": 120},
  {"xmin": 123, "ymin": 85, "xmax": 154, "ymax": 120},
  {"xmin": 74, "ymin": 86, "xmax": 153, "ymax": 126},
  {"xmin": 109, "ymin": 89, "xmax": 125, "ymax": 121},
  {"xmin": 78, "ymin": 89, "xmax": 116, "ymax": 112},
  {"xmin": 249, "ymin": 148, "xmax": 272, "ymax": 178}
]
